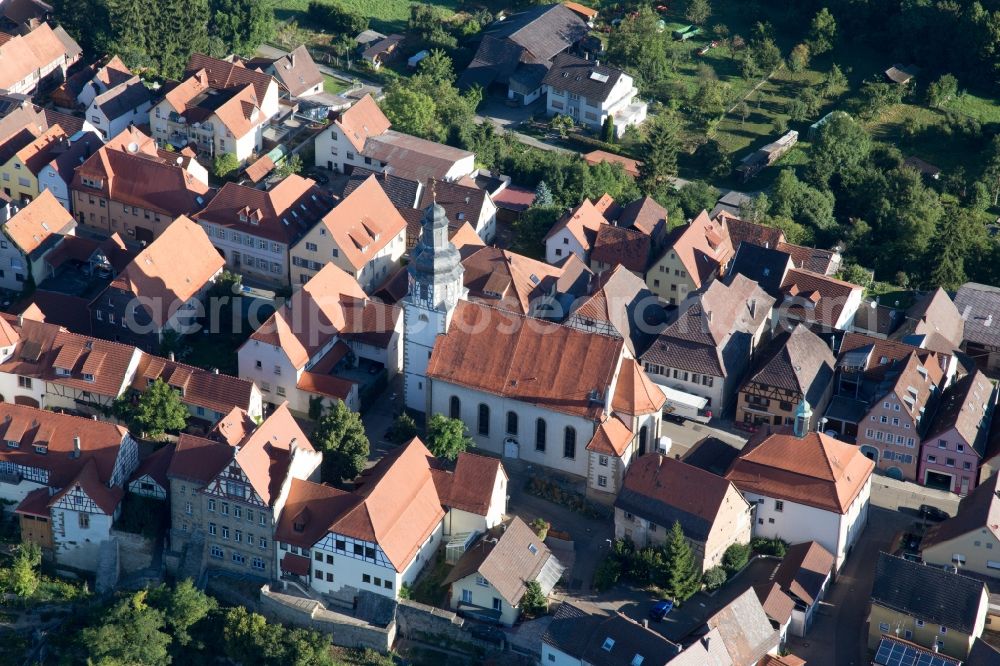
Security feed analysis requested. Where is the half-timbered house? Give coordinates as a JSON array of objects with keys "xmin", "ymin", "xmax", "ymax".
[
  {"xmin": 166, "ymin": 403, "xmax": 321, "ymax": 580},
  {"xmin": 127, "ymin": 442, "xmax": 174, "ymax": 499},
  {"xmin": 4, "ymin": 403, "xmax": 138, "ymax": 570}
]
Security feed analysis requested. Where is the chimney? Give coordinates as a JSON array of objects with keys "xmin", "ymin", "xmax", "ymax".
[
  {"xmin": 289, "ymin": 53, "xmax": 295, "ymax": 68},
  {"xmin": 72, "ymin": 436, "xmax": 81, "ymax": 457},
  {"xmin": 169, "ymin": 351, "xmax": 175, "ymax": 362},
  {"xmin": 213, "ymin": 368, "xmax": 219, "ymax": 374},
  {"xmin": 641, "ymin": 619, "xmax": 649, "ymax": 629},
  {"xmin": 16, "ymin": 314, "xmax": 22, "ymax": 327},
  {"xmin": 91, "ymin": 414, "xmax": 98, "ymax": 421},
  {"xmin": 289, "ymin": 437, "xmax": 298, "ymax": 456}
]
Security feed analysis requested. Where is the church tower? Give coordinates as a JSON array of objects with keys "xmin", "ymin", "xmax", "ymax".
[{"xmin": 403, "ymin": 192, "xmax": 467, "ymax": 412}]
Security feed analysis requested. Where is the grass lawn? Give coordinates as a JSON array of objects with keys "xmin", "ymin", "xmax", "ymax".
[
  {"xmin": 323, "ymin": 74, "xmax": 350, "ymax": 95},
  {"xmin": 274, "ymin": 0, "xmax": 460, "ymax": 34}
]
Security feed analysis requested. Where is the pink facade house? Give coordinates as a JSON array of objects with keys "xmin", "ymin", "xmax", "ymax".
[{"xmin": 918, "ymin": 370, "xmax": 997, "ymax": 496}]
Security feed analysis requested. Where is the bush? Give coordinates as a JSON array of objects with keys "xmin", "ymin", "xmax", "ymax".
[
  {"xmin": 722, "ymin": 543, "xmax": 751, "ymax": 574},
  {"xmin": 702, "ymin": 566, "xmax": 728, "ymax": 591},
  {"xmin": 593, "ymin": 556, "xmax": 622, "ymax": 592},
  {"xmin": 520, "ymin": 581, "xmax": 548, "ymax": 617},
  {"xmin": 530, "ymin": 518, "xmax": 550, "ymax": 540},
  {"xmin": 211, "ymin": 152, "xmax": 240, "ymax": 180},
  {"xmin": 751, "ymin": 537, "xmax": 788, "ymax": 557}
]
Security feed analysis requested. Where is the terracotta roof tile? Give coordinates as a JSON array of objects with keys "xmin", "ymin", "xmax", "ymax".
[
  {"xmin": 590, "ymin": 223, "xmax": 650, "ymax": 272},
  {"xmin": 273, "ymin": 477, "xmax": 354, "ymax": 547},
  {"xmin": 544, "ymin": 198, "xmax": 605, "ymax": 251},
  {"xmin": 779, "ymin": 268, "xmax": 861, "ymax": 329},
  {"xmin": 14, "ymin": 123, "xmax": 66, "ymax": 175},
  {"xmin": 612, "ymin": 358, "xmax": 665, "ymax": 415},
  {"xmin": 427, "ymin": 300, "xmax": 624, "ymax": 420},
  {"xmin": 582, "ymin": 150, "xmax": 640, "ymax": 178},
  {"xmin": 233, "ymin": 402, "xmax": 313, "ymax": 506},
  {"xmin": 776, "ymin": 241, "xmax": 840, "ymax": 276},
  {"xmin": 0, "ymin": 23, "xmax": 77, "ymax": 91},
  {"xmin": 129, "ymin": 441, "xmax": 175, "ymax": 490},
  {"xmin": 773, "ymin": 540, "xmax": 835, "ymax": 606},
  {"xmin": 586, "ymin": 415, "xmax": 632, "ymax": 456},
  {"xmin": 721, "ymin": 213, "xmax": 785, "ymax": 251},
  {"xmin": 754, "ymin": 581, "xmax": 795, "ymax": 626},
  {"xmin": 3, "ymin": 189, "xmax": 74, "ymax": 255},
  {"xmin": 435, "ymin": 451, "xmax": 505, "ymax": 516},
  {"xmin": 167, "ymin": 433, "xmax": 234, "ymax": 483},
  {"xmin": 334, "ymin": 94, "xmax": 391, "ymax": 153},
  {"xmin": 726, "ymin": 429, "xmax": 875, "ymax": 514},
  {"xmin": 461, "ymin": 246, "xmax": 563, "ymax": 315},
  {"xmin": 132, "ymin": 353, "xmax": 258, "ymax": 417},
  {"xmin": 184, "ymin": 53, "xmax": 276, "ymax": 108},
  {"xmin": 48, "ymin": 457, "xmax": 123, "ymax": 515},
  {"xmin": 311, "ymin": 175, "xmax": 406, "ymax": 271},
  {"xmin": 211, "ymin": 406, "xmax": 257, "ymax": 446},
  {"xmin": 243, "ymin": 155, "xmax": 275, "ymax": 183},
  {"xmin": 102, "ymin": 215, "xmax": 224, "ymax": 327},
  {"xmin": 363, "ymin": 130, "xmax": 474, "ymax": 182},
  {"xmin": 265, "ymin": 45, "xmax": 323, "ymax": 97},
  {"xmin": 657, "ymin": 211, "xmax": 734, "ymax": 288},
  {"xmin": 0, "ymin": 402, "xmax": 129, "ymax": 490}
]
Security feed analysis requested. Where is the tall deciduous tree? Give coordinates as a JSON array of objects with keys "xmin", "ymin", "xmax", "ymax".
[
  {"xmin": 210, "ymin": 0, "xmax": 274, "ymax": 56},
  {"xmin": 807, "ymin": 113, "xmax": 871, "ymax": 187},
  {"xmin": 663, "ymin": 521, "xmax": 700, "ymax": 602},
  {"xmin": 808, "ymin": 8, "xmax": 837, "ymax": 55},
  {"xmin": 131, "ymin": 378, "xmax": 189, "ymax": 437},
  {"xmin": 685, "ymin": 0, "xmax": 711, "ymax": 25},
  {"xmin": 82, "ymin": 590, "xmax": 173, "ymax": 666},
  {"xmin": 607, "ymin": 7, "xmax": 670, "ymax": 88},
  {"xmin": 311, "ymin": 400, "xmax": 369, "ymax": 484},
  {"xmin": 426, "ymin": 413, "xmax": 473, "ymax": 461}
]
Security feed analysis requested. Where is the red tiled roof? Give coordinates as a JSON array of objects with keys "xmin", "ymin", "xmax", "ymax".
[
  {"xmin": 657, "ymin": 210, "xmax": 734, "ymax": 288},
  {"xmin": 48, "ymin": 457, "xmax": 123, "ymax": 515},
  {"xmin": 233, "ymin": 403, "xmax": 313, "ymax": 506},
  {"xmin": 427, "ymin": 301, "xmax": 624, "ymax": 420},
  {"xmin": 334, "ymin": 94, "xmax": 390, "ymax": 153},
  {"xmin": 434, "ymin": 451, "xmax": 505, "ymax": 516},
  {"xmin": 129, "ymin": 442, "xmax": 175, "ymax": 490},
  {"xmin": 184, "ymin": 53, "xmax": 276, "ymax": 109},
  {"xmin": 167, "ymin": 433, "xmax": 234, "ymax": 483},
  {"xmin": 132, "ymin": 353, "xmax": 258, "ymax": 417},
  {"xmin": 3, "ymin": 189, "xmax": 75, "ymax": 254},
  {"xmin": 312, "ymin": 175, "xmax": 406, "ymax": 271},
  {"xmin": 780, "ymin": 268, "xmax": 861, "ymax": 329},
  {"xmin": 211, "ymin": 406, "xmax": 257, "ymax": 446},
  {"xmin": 582, "ymin": 150, "xmax": 640, "ymax": 177},
  {"xmin": 280, "ymin": 552, "xmax": 310, "ymax": 576},
  {"xmin": 726, "ymin": 429, "xmax": 874, "ymax": 514},
  {"xmin": 612, "ymin": 358, "xmax": 665, "ymax": 415},
  {"xmin": 590, "ymin": 223, "xmax": 650, "ymax": 272},
  {"xmin": 586, "ymin": 415, "xmax": 632, "ymax": 456},
  {"xmin": 14, "ymin": 486, "xmax": 50, "ymax": 517},
  {"xmin": 0, "ymin": 23, "xmax": 77, "ymax": 90},
  {"xmin": 544, "ymin": 198, "xmax": 605, "ymax": 251}
]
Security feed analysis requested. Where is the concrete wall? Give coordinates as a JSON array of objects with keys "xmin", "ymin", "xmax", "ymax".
[{"xmin": 259, "ymin": 584, "xmax": 395, "ymax": 653}]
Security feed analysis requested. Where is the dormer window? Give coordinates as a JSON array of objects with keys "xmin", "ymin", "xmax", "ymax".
[
  {"xmin": 6, "ymin": 439, "xmax": 18, "ymax": 448},
  {"xmin": 83, "ymin": 373, "xmax": 94, "ymax": 382},
  {"xmin": 293, "ymin": 520, "xmax": 304, "ymax": 533},
  {"xmin": 55, "ymin": 367, "xmax": 70, "ymax": 377},
  {"xmin": 33, "ymin": 445, "xmax": 47, "ymax": 455}
]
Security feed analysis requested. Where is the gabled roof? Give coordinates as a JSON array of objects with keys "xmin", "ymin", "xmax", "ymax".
[
  {"xmin": 247, "ymin": 262, "xmax": 373, "ymax": 368},
  {"xmin": 727, "ymin": 241, "xmax": 793, "ymax": 298},
  {"xmin": 582, "ymin": 150, "xmax": 641, "ymax": 178},
  {"xmin": 71, "ymin": 126, "xmax": 210, "ymax": 218},
  {"xmin": 194, "ymin": 174, "xmax": 330, "ymax": 244},
  {"xmin": 344, "ymin": 166, "xmax": 421, "ymax": 209},
  {"xmin": 92, "ymin": 75, "xmax": 152, "ymax": 121},
  {"xmin": 894, "ymin": 287, "xmax": 963, "ymax": 352},
  {"xmin": 211, "ymin": 406, "xmax": 258, "ymax": 446},
  {"xmin": 570, "ymin": 265, "xmax": 661, "ymax": 356},
  {"xmin": 615, "ymin": 196, "xmax": 666, "ymax": 237},
  {"xmin": 3, "ymin": 188, "xmax": 75, "ymax": 255},
  {"xmin": 416, "ymin": 179, "xmax": 489, "ymax": 229},
  {"xmin": 616, "ymin": 455, "xmax": 745, "ymax": 542},
  {"xmin": 922, "ymin": 472, "xmax": 1000, "ymax": 550},
  {"xmin": 461, "ymin": 246, "xmax": 563, "ymax": 315},
  {"xmin": 779, "ymin": 268, "xmax": 861, "ymax": 329},
  {"xmin": 167, "ymin": 433, "xmax": 234, "ymax": 483},
  {"xmin": 0, "ymin": 22, "xmax": 78, "ymax": 90},
  {"xmin": 773, "ymin": 541, "xmax": 835, "ymax": 606},
  {"xmin": 775, "ymin": 241, "xmax": 840, "ymax": 276},
  {"xmin": 542, "ymin": 53, "xmax": 624, "ymax": 103},
  {"xmin": 590, "ymin": 223, "xmax": 650, "ymax": 273},
  {"xmin": 485, "ymin": 4, "xmax": 588, "ymax": 62},
  {"xmin": 427, "ymin": 300, "xmax": 624, "ymax": 420},
  {"xmin": 443, "ymin": 517, "xmax": 561, "ymax": 605},
  {"xmin": 742, "ymin": 325, "xmax": 835, "ymax": 406},
  {"xmin": 924, "ymin": 370, "xmax": 994, "ymax": 455},
  {"xmin": 871, "ymin": 552, "xmax": 986, "ymax": 634},
  {"xmin": 544, "ymin": 197, "xmax": 607, "ymax": 251},
  {"xmin": 132, "ymin": 353, "xmax": 258, "ymax": 417},
  {"xmin": 333, "ymin": 94, "xmax": 391, "ymax": 152},
  {"xmin": 0, "ymin": 402, "xmax": 129, "ymax": 490},
  {"xmin": 311, "ymin": 175, "xmax": 406, "ymax": 271},
  {"xmin": 956, "ymin": 282, "xmax": 1000, "ymax": 349},
  {"xmin": 129, "ymin": 441, "xmax": 175, "ymax": 490},
  {"xmin": 265, "ymin": 45, "xmax": 323, "ymax": 97},
  {"xmin": 41, "ymin": 130, "xmax": 102, "ymax": 185},
  {"xmin": 327, "ymin": 437, "xmax": 446, "ymax": 571},
  {"xmin": 48, "ymin": 457, "xmax": 124, "ymax": 515},
  {"xmin": 432, "ymin": 451, "xmax": 506, "ymax": 516},
  {"xmin": 720, "ymin": 213, "xmax": 785, "ymax": 252},
  {"xmin": 184, "ymin": 52, "xmax": 276, "ymax": 105},
  {"xmin": 612, "ymin": 357, "xmax": 666, "ymax": 416},
  {"xmin": 542, "ymin": 602, "xmax": 681, "ymax": 665},
  {"xmin": 364, "ymin": 131, "xmax": 474, "ymax": 183},
  {"xmin": 657, "ymin": 211, "xmax": 734, "ymax": 289},
  {"xmin": 726, "ymin": 429, "xmax": 875, "ymax": 514},
  {"xmin": 232, "ymin": 402, "xmax": 313, "ymax": 506},
  {"xmin": 705, "ymin": 588, "xmax": 781, "ymax": 666},
  {"xmin": 100, "ymin": 215, "xmax": 224, "ymax": 327},
  {"xmin": 586, "ymin": 414, "xmax": 633, "ymax": 456},
  {"xmin": 274, "ymin": 477, "xmax": 354, "ymax": 547},
  {"xmin": 642, "ymin": 274, "xmax": 774, "ymax": 377},
  {"xmin": 13, "ymin": 123, "xmax": 65, "ymax": 174}
]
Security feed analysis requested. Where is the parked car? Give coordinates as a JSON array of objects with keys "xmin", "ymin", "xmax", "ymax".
[
  {"xmin": 468, "ymin": 624, "xmax": 505, "ymax": 645},
  {"xmin": 649, "ymin": 599, "xmax": 674, "ymax": 622},
  {"xmin": 919, "ymin": 504, "xmax": 950, "ymax": 522}
]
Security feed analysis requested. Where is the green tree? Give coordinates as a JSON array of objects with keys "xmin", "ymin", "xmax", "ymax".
[
  {"xmin": 676, "ymin": 181, "xmax": 719, "ymax": 218},
  {"xmin": 735, "ymin": 100, "xmax": 750, "ymax": 126},
  {"xmin": 721, "ymin": 543, "xmax": 750, "ymax": 574},
  {"xmin": 389, "ymin": 412, "xmax": 418, "ymax": 444},
  {"xmin": 417, "ymin": 49, "xmax": 456, "ymax": 85},
  {"xmin": 512, "ymin": 205, "xmax": 562, "ymax": 259},
  {"xmin": 132, "ymin": 378, "xmax": 189, "ymax": 437},
  {"xmin": 638, "ymin": 114, "xmax": 680, "ymax": 194},
  {"xmin": 212, "ymin": 152, "xmax": 241, "ymax": 180},
  {"xmin": 872, "ymin": 167, "xmax": 943, "ymax": 277},
  {"xmin": 520, "ymin": 580, "xmax": 548, "ymax": 616},
  {"xmin": 311, "ymin": 400, "xmax": 369, "ymax": 484},
  {"xmin": 551, "ymin": 114, "xmax": 574, "ymax": 138},
  {"xmin": 382, "ymin": 85, "xmax": 437, "ymax": 138},
  {"xmin": 692, "ymin": 139, "xmax": 731, "ymax": 179},
  {"xmin": 663, "ymin": 522, "xmax": 701, "ymax": 601},
  {"xmin": 788, "ymin": 43, "xmax": 811, "ymax": 73},
  {"xmin": 426, "ymin": 413, "xmax": 473, "ymax": 461},
  {"xmin": 685, "ymin": 0, "xmax": 711, "ymax": 25},
  {"xmin": 602, "ymin": 115, "xmax": 616, "ymax": 143},
  {"xmin": 82, "ymin": 590, "xmax": 172, "ymax": 666},
  {"xmin": 5, "ymin": 542, "xmax": 40, "ymax": 599},
  {"xmin": 607, "ymin": 7, "xmax": 670, "ymax": 88},
  {"xmin": 151, "ymin": 579, "xmax": 216, "ymax": 648},
  {"xmin": 276, "ymin": 154, "xmax": 303, "ymax": 178},
  {"xmin": 702, "ymin": 566, "xmax": 727, "ymax": 590},
  {"xmin": 807, "ymin": 113, "xmax": 871, "ymax": 187},
  {"xmin": 837, "ymin": 263, "xmax": 873, "ymax": 288},
  {"xmin": 808, "ymin": 8, "xmax": 837, "ymax": 55},
  {"xmin": 926, "ymin": 73, "xmax": 958, "ymax": 108},
  {"xmin": 307, "ymin": 1, "xmax": 368, "ymax": 34},
  {"xmin": 857, "ymin": 78, "xmax": 905, "ymax": 120},
  {"xmin": 209, "ymin": 0, "xmax": 274, "ymax": 56},
  {"xmin": 582, "ymin": 161, "xmax": 639, "ymax": 203},
  {"xmin": 822, "ymin": 64, "xmax": 848, "ymax": 98}
]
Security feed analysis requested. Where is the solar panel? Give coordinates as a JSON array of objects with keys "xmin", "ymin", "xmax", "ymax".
[{"xmin": 873, "ymin": 637, "xmax": 961, "ymax": 666}]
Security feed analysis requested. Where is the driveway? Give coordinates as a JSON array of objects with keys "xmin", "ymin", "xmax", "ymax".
[
  {"xmin": 360, "ymin": 374, "xmax": 405, "ymax": 463},
  {"xmin": 785, "ymin": 506, "xmax": 911, "ymax": 666}
]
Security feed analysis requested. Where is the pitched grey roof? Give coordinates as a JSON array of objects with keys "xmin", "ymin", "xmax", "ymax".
[
  {"xmin": 728, "ymin": 241, "xmax": 793, "ymax": 297},
  {"xmin": 542, "ymin": 602, "xmax": 681, "ymax": 665},
  {"xmin": 743, "ymin": 325, "xmax": 835, "ymax": 407},
  {"xmin": 343, "ymin": 167, "xmax": 421, "ymax": 209},
  {"xmin": 487, "ymin": 4, "xmax": 588, "ymax": 61},
  {"xmin": 955, "ymin": 282, "xmax": 1000, "ymax": 349},
  {"xmin": 541, "ymin": 53, "xmax": 624, "ymax": 103},
  {"xmin": 94, "ymin": 76, "xmax": 151, "ymax": 120},
  {"xmin": 705, "ymin": 588, "xmax": 780, "ymax": 665},
  {"xmin": 871, "ymin": 552, "xmax": 986, "ymax": 634},
  {"xmin": 969, "ymin": 638, "xmax": 1000, "ymax": 665}
]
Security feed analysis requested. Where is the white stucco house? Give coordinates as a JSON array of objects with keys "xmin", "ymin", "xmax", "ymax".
[
  {"xmin": 726, "ymin": 429, "xmax": 875, "ymax": 571},
  {"xmin": 84, "ymin": 76, "xmax": 153, "ymax": 141},
  {"xmin": 541, "ymin": 54, "xmax": 647, "ymax": 137},
  {"xmin": 274, "ymin": 439, "xmax": 507, "ymax": 603}
]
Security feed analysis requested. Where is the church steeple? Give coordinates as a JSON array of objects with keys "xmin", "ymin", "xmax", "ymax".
[
  {"xmin": 403, "ymin": 194, "xmax": 468, "ymax": 412},
  {"xmin": 793, "ymin": 399, "xmax": 813, "ymax": 438}
]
